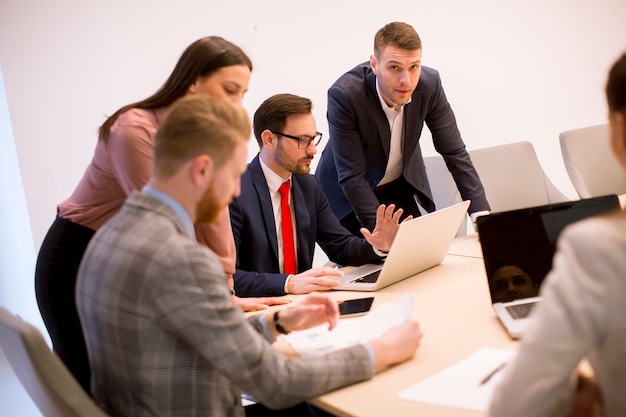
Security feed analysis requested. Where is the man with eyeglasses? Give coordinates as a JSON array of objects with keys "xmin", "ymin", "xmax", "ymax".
[
  {"xmin": 316, "ymin": 21, "xmax": 490, "ymax": 237},
  {"xmin": 230, "ymin": 93, "xmax": 409, "ymax": 297}
]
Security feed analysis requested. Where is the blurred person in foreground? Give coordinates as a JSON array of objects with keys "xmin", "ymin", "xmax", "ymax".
[
  {"xmin": 35, "ymin": 35, "xmax": 285, "ymax": 392},
  {"xmin": 490, "ymin": 52, "xmax": 626, "ymax": 417}
]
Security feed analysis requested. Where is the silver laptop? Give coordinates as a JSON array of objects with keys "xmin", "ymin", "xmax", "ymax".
[
  {"xmin": 477, "ymin": 194, "xmax": 620, "ymax": 339},
  {"xmin": 333, "ymin": 200, "xmax": 471, "ymax": 291}
]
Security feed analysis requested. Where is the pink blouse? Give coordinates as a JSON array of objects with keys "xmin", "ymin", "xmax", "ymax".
[{"xmin": 57, "ymin": 107, "xmax": 236, "ymax": 275}]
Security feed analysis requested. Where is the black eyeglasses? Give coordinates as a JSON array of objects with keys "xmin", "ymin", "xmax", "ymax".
[{"xmin": 273, "ymin": 131, "xmax": 323, "ymax": 149}]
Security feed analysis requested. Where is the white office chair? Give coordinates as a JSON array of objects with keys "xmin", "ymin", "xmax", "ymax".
[
  {"xmin": 468, "ymin": 141, "xmax": 569, "ymax": 213},
  {"xmin": 0, "ymin": 307, "xmax": 111, "ymax": 417},
  {"xmin": 423, "ymin": 154, "xmax": 468, "ymax": 236},
  {"xmin": 559, "ymin": 123, "xmax": 626, "ymax": 199}
]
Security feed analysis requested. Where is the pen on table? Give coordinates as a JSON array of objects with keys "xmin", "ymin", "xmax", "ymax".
[{"xmin": 479, "ymin": 362, "xmax": 507, "ymax": 386}]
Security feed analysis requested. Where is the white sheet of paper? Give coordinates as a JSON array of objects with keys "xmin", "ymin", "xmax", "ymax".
[
  {"xmin": 398, "ymin": 347, "xmax": 517, "ymax": 412},
  {"xmin": 283, "ymin": 293, "xmax": 414, "ymax": 357}
]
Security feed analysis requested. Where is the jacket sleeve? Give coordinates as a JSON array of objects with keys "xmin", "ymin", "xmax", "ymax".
[
  {"xmin": 327, "ymin": 83, "xmax": 383, "ymax": 230},
  {"xmin": 229, "ymin": 195, "xmax": 289, "ymax": 297},
  {"xmin": 309, "ymin": 176, "xmax": 381, "ymax": 266},
  {"xmin": 424, "ymin": 70, "xmax": 490, "ymax": 213},
  {"xmin": 154, "ymin": 243, "xmax": 374, "ymax": 410}
]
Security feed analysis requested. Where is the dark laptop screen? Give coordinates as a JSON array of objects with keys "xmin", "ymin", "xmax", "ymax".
[{"xmin": 477, "ymin": 194, "xmax": 620, "ymax": 303}]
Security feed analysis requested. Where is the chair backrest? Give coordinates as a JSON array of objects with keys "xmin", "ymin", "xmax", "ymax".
[
  {"xmin": 0, "ymin": 307, "xmax": 111, "ymax": 417},
  {"xmin": 468, "ymin": 141, "xmax": 569, "ymax": 213},
  {"xmin": 423, "ymin": 154, "xmax": 468, "ymax": 236},
  {"xmin": 559, "ymin": 123, "xmax": 626, "ymax": 199}
]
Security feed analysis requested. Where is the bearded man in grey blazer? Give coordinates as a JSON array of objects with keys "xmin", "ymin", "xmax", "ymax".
[{"xmin": 76, "ymin": 95, "xmax": 422, "ymax": 417}]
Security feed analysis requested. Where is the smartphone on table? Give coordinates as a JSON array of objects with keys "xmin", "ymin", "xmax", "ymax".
[{"xmin": 338, "ymin": 297, "xmax": 375, "ymax": 317}]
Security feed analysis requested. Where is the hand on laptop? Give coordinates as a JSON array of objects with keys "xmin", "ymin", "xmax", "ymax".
[
  {"xmin": 286, "ymin": 267, "xmax": 343, "ymax": 294},
  {"xmin": 361, "ymin": 204, "xmax": 412, "ymax": 253}
]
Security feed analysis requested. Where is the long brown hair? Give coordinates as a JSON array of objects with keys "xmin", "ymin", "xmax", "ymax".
[
  {"xmin": 606, "ymin": 52, "xmax": 626, "ymax": 114},
  {"xmin": 98, "ymin": 36, "xmax": 252, "ymax": 143},
  {"xmin": 153, "ymin": 95, "xmax": 251, "ymax": 179}
]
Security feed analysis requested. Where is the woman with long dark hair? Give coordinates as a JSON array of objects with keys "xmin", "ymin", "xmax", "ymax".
[{"xmin": 34, "ymin": 36, "xmax": 282, "ymax": 393}]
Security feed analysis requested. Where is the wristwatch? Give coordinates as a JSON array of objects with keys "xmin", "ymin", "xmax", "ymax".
[{"xmin": 273, "ymin": 311, "xmax": 290, "ymax": 335}]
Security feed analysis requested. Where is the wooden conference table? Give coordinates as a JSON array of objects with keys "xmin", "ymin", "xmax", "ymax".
[
  {"xmin": 272, "ymin": 233, "xmax": 519, "ymax": 417},
  {"xmin": 267, "ymin": 195, "xmax": 626, "ymax": 416}
]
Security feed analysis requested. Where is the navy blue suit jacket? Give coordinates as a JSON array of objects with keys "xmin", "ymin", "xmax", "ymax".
[
  {"xmin": 316, "ymin": 62, "xmax": 490, "ymax": 230},
  {"xmin": 229, "ymin": 156, "xmax": 381, "ymax": 297}
]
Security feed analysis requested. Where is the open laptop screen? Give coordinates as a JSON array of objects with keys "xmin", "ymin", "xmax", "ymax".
[{"xmin": 477, "ymin": 194, "xmax": 620, "ymax": 304}]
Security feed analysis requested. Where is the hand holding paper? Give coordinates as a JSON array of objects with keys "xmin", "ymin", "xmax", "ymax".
[
  {"xmin": 283, "ymin": 293, "xmax": 417, "ymax": 357},
  {"xmin": 369, "ymin": 321, "xmax": 423, "ymax": 372}
]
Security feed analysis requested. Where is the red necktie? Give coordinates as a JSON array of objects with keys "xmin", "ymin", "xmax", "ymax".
[{"xmin": 278, "ymin": 179, "xmax": 296, "ymax": 274}]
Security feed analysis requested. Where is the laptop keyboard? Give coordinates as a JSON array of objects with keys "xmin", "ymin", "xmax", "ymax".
[
  {"xmin": 506, "ymin": 302, "xmax": 536, "ymax": 319},
  {"xmin": 352, "ymin": 270, "xmax": 381, "ymax": 284}
]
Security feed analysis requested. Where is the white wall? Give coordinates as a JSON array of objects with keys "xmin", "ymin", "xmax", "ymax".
[
  {"xmin": 0, "ymin": 65, "xmax": 43, "ymax": 331},
  {"xmin": 1, "ymin": 0, "xmax": 625, "ymax": 315}
]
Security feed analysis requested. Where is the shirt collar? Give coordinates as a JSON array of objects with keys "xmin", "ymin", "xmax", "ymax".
[
  {"xmin": 375, "ymin": 77, "xmax": 411, "ymax": 113},
  {"xmin": 259, "ymin": 157, "xmax": 292, "ymax": 194},
  {"xmin": 142, "ymin": 184, "xmax": 195, "ymax": 239}
]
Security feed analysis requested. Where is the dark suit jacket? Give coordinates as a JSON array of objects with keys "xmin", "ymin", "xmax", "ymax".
[
  {"xmin": 230, "ymin": 156, "xmax": 381, "ymax": 296},
  {"xmin": 316, "ymin": 62, "xmax": 490, "ymax": 230}
]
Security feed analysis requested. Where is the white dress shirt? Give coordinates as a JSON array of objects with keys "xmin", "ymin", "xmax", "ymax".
[
  {"xmin": 376, "ymin": 78, "xmax": 410, "ymax": 186},
  {"xmin": 259, "ymin": 159, "xmax": 297, "ymax": 291}
]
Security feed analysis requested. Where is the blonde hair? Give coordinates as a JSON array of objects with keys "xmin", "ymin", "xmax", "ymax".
[{"xmin": 153, "ymin": 95, "xmax": 251, "ymax": 178}]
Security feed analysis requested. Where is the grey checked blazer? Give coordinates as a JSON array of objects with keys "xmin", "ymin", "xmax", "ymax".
[{"xmin": 76, "ymin": 192, "xmax": 373, "ymax": 417}]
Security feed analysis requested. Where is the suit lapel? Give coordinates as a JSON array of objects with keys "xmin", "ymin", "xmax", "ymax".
[
  {"xmin": 365, "ymin": 71, "xmax": 392, "ymax": 158},
  {"xmin": 290, "ymin": 176, "xmax": 312, "ymax": 270},
  {"xmin": 402, "ymin": 91, "xmax": 423, "ymax": 164},
  {"xmin": 248, "ymin": 157, "xmax": 280, "ymax": 262}
]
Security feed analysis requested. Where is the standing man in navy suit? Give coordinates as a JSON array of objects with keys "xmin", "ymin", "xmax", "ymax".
[
  {"xmin": 230, "ymin": 93, "xmax": 408, "ymax": 297},
  {"xmin": 316, "ymin": 21, "xmax": 490, "ymax": 236}
]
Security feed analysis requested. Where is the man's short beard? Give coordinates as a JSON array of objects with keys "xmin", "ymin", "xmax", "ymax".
[{"xmin": 196, "ymin": 184, "xmax": 226, "ymax": 225}]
